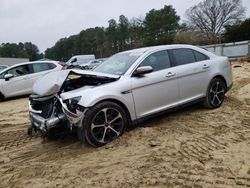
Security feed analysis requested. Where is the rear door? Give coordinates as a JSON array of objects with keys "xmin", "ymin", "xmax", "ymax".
[
  {"xmin": 169, "ymin": 48, "xmax": 210, "ymax": 103},
  {"xmin": 131, "ymin": 50, "xmax": 179, "ymax": 118},
  {"xmin": 2, "ymin": 64, "xmax": 34, "ymax": 97}
]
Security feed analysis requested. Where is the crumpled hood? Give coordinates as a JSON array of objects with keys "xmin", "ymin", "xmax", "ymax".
[{"xmin": 32, "ymin": 69, "xmax": 120, "ymax": 96}]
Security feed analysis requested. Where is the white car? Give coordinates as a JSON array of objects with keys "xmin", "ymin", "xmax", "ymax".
[
  {"xmin": 64, "ymin": 55, "xmax": 95, "ymax": 69},
  {"xmin": 0, "ymin": 61, "xmax": 62, "ymax": 101},
  {"xmin": 79, "ymin": 59, "xmax": 103, "ymax": 70}
]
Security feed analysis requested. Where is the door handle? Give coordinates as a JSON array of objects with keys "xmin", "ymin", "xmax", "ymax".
[
  {"xmin": 202, "ymin": 64, "xmax": 210, "ymax": 69},
  {"xmin": 166, "ymin": 72, "xmax": 176, "ymax": 78}
]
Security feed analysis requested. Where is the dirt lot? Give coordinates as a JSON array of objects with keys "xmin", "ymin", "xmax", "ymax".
[{"xmin": 0, "ymin": 62, "xmax": 249, "ymax": 188}]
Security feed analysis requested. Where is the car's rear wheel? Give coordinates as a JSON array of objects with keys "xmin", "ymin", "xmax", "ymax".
[
  {"xmin": 83, "ymin": 102, "xmax": 127, "ymax": 147},
  {"xmin": 203, "ymin": 78, "xmax": 226, "ymax": 109}
]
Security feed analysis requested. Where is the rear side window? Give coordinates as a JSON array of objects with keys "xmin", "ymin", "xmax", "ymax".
[
  {"xmin": 48, "ymin": 63, "xmax": 56, "ymax": 69},
  {"xmin": 7, "ymin": 65, "xmax": 33, "ymax": 77},
  {"xmin": 193, "ymin": 50, "xmax": 209, "ymax": 61},
  {"xmin": 33, "ymin": 63, "xmax": 55, "ymax": 73},
  {"xmin": 139, "ymin": 50, "xmax": 171, "ymax": 72},
  {"xmin": 172, "ymin": 48, "xmax": 196, "ymax": 66}
]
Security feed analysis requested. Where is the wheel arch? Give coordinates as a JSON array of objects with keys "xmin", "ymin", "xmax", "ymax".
[
  {"xmin": 203, "ymin": 74, "xmax": 227, "ymax": 109},
  {"xmin": 94, "ymin": 98, "xmax": 132, "ymax": 125},
  {"xmin": 212, "ymin": 75, "xmax": 227, "ymax": 90}
]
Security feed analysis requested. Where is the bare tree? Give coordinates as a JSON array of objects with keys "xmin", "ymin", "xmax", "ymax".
[{"xmin": 185, "ymin": 0, "xmax": 245, "ymax": 41}]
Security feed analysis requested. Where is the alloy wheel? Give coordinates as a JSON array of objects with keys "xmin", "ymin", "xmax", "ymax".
[
  {"xmin": 209, "ymin": 81, "xmax": 225, "ymax": 106},
  {"xmin": 91, "ymin": 107, "xmax": 124, "ymax": 143}
]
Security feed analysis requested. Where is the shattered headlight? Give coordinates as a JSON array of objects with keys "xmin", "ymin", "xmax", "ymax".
[{"xmin": 64, "ymin": 96, "xmax": 83, "ymax": 113}]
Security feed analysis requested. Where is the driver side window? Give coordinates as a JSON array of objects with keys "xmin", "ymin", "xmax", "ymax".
[{"xmin": 139, "ymin": 50, "xmax": 171, "ymax": 72}]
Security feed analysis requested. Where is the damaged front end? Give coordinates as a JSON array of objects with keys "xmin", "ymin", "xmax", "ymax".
[
  {"xmin": 28, "ymin": 94, "xmax": 86, "ymax": 136},
  {"xmin": 28, "ymin": 69, "xmax": 119, "ymax": 139}
]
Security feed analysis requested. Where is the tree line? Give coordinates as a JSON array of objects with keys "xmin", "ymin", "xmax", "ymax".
[
  {"xmin": 45, "ymin": 5, "xmax": 180, "ymax": 61},
  {"xmin": 0, "ymin": 0, "xmax": 249, "ymax": 61},
  {"xmin": 0, "ymin": 42, "xmax": 42, "ymax": 61}
]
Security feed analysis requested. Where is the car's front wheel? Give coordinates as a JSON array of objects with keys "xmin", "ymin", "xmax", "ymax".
[
  {"xmin": 83, "ymin": 101, "xmax": 127, "ymax": 147},
  {"xmin": 0, "ymin": 92, "xmax": 5, "ymax": 102},
  {"xmin": 203, "ymin": 78, "xmax": 226, "ymax": 109}
]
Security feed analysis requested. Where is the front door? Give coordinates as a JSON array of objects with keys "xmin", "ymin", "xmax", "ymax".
[
  {"xmin": 131, "ymin": 50, "xmax": 179, "ymax": 118},
  {"xmin": 3, "ymin": 64, "xmax": 33, "ymax": 97}
]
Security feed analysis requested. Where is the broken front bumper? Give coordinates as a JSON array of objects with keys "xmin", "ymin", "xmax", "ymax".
[
  {"xmin": 29, "ymin": 96, "xmax": 86, "ymax": 133},
  {"xmin": 29, "ymin": 111, "xmax": 67, "ymax": 132}
]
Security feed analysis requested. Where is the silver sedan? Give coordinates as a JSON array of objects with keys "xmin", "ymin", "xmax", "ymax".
[{"xmin": 28, "ymin": 45, "xmax": 233, "ymax": 147}]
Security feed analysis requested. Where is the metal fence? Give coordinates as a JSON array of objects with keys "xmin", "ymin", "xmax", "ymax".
[{"xmin": 202, "ymin": 40, "xmax": 250, "ymax": 59}]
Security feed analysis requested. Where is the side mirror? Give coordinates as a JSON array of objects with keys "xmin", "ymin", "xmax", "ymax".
[
  {"xmin": 133, "ymin": 66, "xmax": 153, "ymax": 77},
  {"xmin": 4, "ymin": 74, "xmax": 14, "ymax": 81}
]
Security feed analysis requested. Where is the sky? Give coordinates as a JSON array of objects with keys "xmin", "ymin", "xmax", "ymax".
[{"xmin": 0, "ymin": 0, "xmax": 250, "ymax": 53}]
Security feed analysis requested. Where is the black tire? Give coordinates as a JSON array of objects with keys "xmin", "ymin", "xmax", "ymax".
[
  {"xmin": 27, "ymin": 127, "xmax": 33, "ymax": 136},
  {"xmin": 82, "ymin": 101, "xmax": 127, "ymax": 147},
  {"xmin": 203, "ymin": 78, "xmax": 226, "ymax": 109},
  {"xmin": 0, "ymin": 92, "xmax": 5, "ymax": 102}
]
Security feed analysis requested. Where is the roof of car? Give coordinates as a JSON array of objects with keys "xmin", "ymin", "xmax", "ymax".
[
  {"xmin": 14, "ymin": 60, "xmax": 58, "ymax": 66},
  {"xmin": 119, "ymin": 44, "xmax": 199, "ymax": 54},
  {"xmin": 118, "ymin": 44, "xmax": 217, "ymax": 59},
  {"xmin": 0, "ymin": 60, "xmax": 59, "ymax": 74}
]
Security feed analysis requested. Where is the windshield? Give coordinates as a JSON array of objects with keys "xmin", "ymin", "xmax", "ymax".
[
  {"xmin": 66, "ymin": 57, "xmax": 76, "ymax": 65},
  {"xmin": 94, "ymin": 52, "xmax": 141, "ymax": 75}
]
